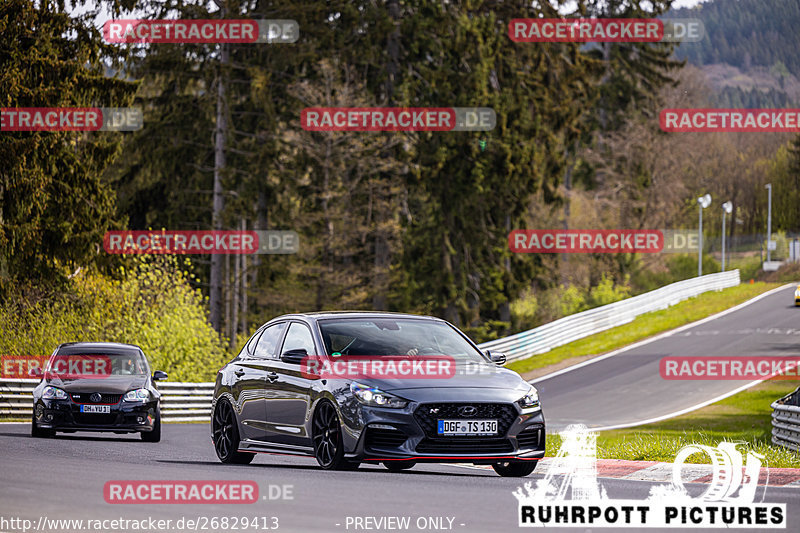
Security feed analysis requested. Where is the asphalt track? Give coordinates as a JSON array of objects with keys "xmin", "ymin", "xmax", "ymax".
[
  {"xmin": 535, "ymin": 283, "xmax": 800, "ymax": 432},
  {"xmin": 0, "ymin": 423, "xmax": 798, "ymax": 533}
]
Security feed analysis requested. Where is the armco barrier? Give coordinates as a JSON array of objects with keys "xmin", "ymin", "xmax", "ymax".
[
  {"xmin": 0, "ymin": 379, "xmax": 214, "ymax": 423},
  {"xmin": 772, "ymin": 386, "xmax": 800, "ymax": 453},
  {"xmin": 477, "ymin": 270, "xmax": 740, "ymax": 362},
  {"xmin": 1, "ymin": 271, "xmax": 741, "ymax": 423}
]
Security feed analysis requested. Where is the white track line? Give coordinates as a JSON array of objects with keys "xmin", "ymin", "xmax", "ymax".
[{"xmin": 530, "ymin": 283, "xmax": 795, "ymax": 431}]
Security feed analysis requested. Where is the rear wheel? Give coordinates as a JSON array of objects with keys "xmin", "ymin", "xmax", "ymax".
[
  {"xmin": 141, "ymin": 408, "xmax": 161, "ymax": 442},
  {"xmin": 492, "ymin": 461, "xmax": 537, "ymax": 477},
  {"xmin": 312, "ymin": 401, "xmax": 356, "ymax": 470},
  {"xmin": 212, "ymin": 400, "xmax": 254, "ymax": 464},
  {"xmin": 31, "ymin": 413, "xmax": 55, "ymax": 438},
  {"xmin": 383, "ymin": 460, "xmax": 416, "ymax": 472}
]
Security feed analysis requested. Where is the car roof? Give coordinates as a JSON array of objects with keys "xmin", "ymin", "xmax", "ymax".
[
  {"xmin": 55, "ymin": 342, "xmax": 145, "ymax": 355},
  {"xmin": 270, "ymin": 311, "xmax": 444, "ymax": 322}
]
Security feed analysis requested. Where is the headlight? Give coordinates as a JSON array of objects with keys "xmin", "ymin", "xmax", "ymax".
[
  {"xmin": 518, "ymin": 386, "xmax": 540, "ymax": 409},
  {"xmin": 350, "ymin": 382, "xmax": 408, "ymax": 408},
  {"xmin": 42, "ymin": 386, "xmax": 68, "ymax": 400},
  {"xmin": 795, "ymin": 290, "xmax": 800, "ymax": 297},
  {"xmin": 123, "ymin": 388, "xmax": 150, "ymax": 402}
]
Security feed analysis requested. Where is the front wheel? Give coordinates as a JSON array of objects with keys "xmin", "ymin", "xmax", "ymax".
[
  {"xmin": 492, "ymin": 461, "xmax": 537, "ymax": 477},
  {"xmin": 31, "ymin": 413, "xmax": 55, "ymax": 438},
  {"xmin": 141, "ymin": 408, "xmax": 161, "ymax": 442},
  {"xmin": 212, "ymin": 400, "xmax": 255, "ymax": 464},
  {"xmin": 312, "ymin": 401, "xmax": 356, "ymax": 470}
]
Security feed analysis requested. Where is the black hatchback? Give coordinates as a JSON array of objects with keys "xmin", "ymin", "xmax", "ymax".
[
  {"xmin": 212, "ymin": 312, "xmax": 545, "ymax": 476},
  {"xmin": 31, "ymin": 342, "xmax": 167, "ymax": 441}
]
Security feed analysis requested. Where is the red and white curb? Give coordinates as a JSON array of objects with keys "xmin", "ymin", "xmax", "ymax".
[{"xmin": 456, "ymin": 458, "xmax": 800, "ymax": 487}]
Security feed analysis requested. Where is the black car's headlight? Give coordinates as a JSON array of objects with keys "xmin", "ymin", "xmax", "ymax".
[
  {"xmin": 123, "ymin": 388, "xmax": 150, "ymax": 402},
  {"xmin": 350, "ymin": 382, "xmax": 408, "ymax": 408},
  {"xmin": 517, "ymin": 386, "xmax": 540, "ymax": 409},
  {"xmin": 42, "ymin": 386, "xmax": 68, "ymax": 400}
]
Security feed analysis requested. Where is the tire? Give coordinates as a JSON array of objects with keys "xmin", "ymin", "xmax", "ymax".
[
  {"xmin": 212, "ymin": 400, "xmax": 255, "ymax": 464},
  {"xmin": 492, "ymin": 461, "xmax": 537, "ymax": 477},
  {"xmin": 312, "ymin": 401, "xmax": 354, "ymax": 470},
  {"xmin": 31, "ymin": 413, "xmax": 55, "ymax": 438},
  {"xmin": 141, "ymin": 408, "xmax": 161, "ymax": 442},
  {"xmin": 383, "ymin": 460, "xmax": 416, "ymax": 472}
]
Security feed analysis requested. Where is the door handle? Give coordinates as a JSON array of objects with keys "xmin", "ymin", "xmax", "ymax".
[
  {"xmin": 266, "ymin": 372, "xmax": 279, "ymax": 382},
  {"xmin": 234, "ymin": 369, "xmax": 245, "ymax": 377}
]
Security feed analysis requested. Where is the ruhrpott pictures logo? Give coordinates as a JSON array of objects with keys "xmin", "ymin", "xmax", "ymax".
[{"xmin": 515, "ymin": 425, "xmax": 786, "ymax": 529}]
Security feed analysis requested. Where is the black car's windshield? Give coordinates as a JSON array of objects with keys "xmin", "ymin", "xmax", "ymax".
[
  {"xmin": 318, "ymin": 318, "xmax": 486, "ymax": 363},
  {"xmin": 48, "ymin": 350, "xmax": 149, "ymax": 376}
]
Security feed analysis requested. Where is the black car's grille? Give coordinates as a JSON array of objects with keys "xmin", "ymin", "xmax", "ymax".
[
  {"xmin": 516, "ymin": 426, "xmax": 543, "ymax": 449},
  {"xmin": 416, "ymin": 437, "xmax": 514, "ymax": 454},
  {"xmin": 70, "ymin": 393, "xmax": 122, "ymax": 405},
  {"xmin": 413, "ymin": 403, "xmax": 517, "ymax": 438},
  {"xmin": 364, "ymin": 427, "xmax": 407, "ymax": 450},
  {"xmin": 73, "ymin": 413, "xmax": 118, "ymax": 425}
]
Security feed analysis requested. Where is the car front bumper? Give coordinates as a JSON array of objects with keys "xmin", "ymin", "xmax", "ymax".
[
  {"xmin": 342, "ymin": 401, "xmax": 546, "ymax": 464},
  {"xmin": 34, "ymin": 398, "xmax": 159, "ymax": 433}
]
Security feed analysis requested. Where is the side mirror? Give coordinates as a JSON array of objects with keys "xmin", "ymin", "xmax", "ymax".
[
  {"xmin": 281, "ymin": 348, "xmax": 308, "ymax": 365},
  {"xmin": 153, "ymin": 370, "xmax": 168, "ymax": 381},
  {"xmin": 486, "ymin": 350, "xmax": 507, "ymax": 366}
]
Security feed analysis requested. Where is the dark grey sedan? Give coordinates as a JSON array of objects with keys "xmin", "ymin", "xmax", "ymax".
[{"xmin": 211, "ymin": 312, "xmax": 545, "ymax": 476}]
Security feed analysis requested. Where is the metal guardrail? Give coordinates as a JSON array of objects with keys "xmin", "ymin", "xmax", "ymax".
[
  {"xmin": 1, "ymin": 271, "xmax": 741, "ymax": 422},
  {"xmin": 772, "ymin": 386, "xmax": 800, "ymax": 453},
  {"xmin": 477, "ymin": 270, "xmax": 740, "ymax": 362},
  {"xmin": 0, "ymin": 379, "xmax": 214, "ymax": 423}
]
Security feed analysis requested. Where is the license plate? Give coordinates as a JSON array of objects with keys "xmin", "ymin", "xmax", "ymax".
[
  {"xmin": 80, "ymin": 404, "xmax": 111, "ymax": 414},
  {"xmin": 437, "ymin": 419, "xmax": 497, "ymax": 436}
]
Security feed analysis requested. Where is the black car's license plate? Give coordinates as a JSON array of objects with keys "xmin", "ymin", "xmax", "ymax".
[
  {"xmin": 437, "ymin": 419, "xmax": 497, "ymax": 436},
  {"xmin": 80, "ymin": 404, "xmax": 111, "ymax": 413}
]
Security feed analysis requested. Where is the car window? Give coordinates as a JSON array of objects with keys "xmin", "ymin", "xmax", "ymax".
[
  {"xmin": 245, "ymin": 328, "xmax": 265, "ymax": 356},
  {"xmin": 252, "ymin": 322, "xmax": 287, "ymax": 359},
  {"xmin": 280, "ymin": 322, "xmax": 316, "ymax": 356}
]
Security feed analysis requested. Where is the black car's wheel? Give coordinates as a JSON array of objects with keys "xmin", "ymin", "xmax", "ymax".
[
  {"xmin": 30, "ymin": 413, "xmax": 55, "ymax": 438},
  {"xmin": 141, "ymin": 407, "xmax": 161, "ymax": 442},
  {"xmin": 383, "ymin": 460, "xmax": 416, "ymax": 472},
  {"xmin": 492, "ymin": 461, "xmax": 537, "ymax": 477},
  {"xmin": 213, "ymin": 400, "xmax": 255, "ymax": 464},
  {"xmin": 312, "ymin": 401, "xmax": 355, "ymax": 470}
]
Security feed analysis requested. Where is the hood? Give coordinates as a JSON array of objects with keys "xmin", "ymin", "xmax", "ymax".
[
  {"xmin": 46, "ymin": 375, "xmax": 148, "ymax": 394},
  {"xmin": 355, "ymin": 363, "xmax": 531, "ymax": 396}
]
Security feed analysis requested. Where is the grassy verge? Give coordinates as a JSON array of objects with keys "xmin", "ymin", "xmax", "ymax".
[
  {"xmin": 545, "ymin": 379, "xmax": 800, "ymax": 468},
  {"xmin": 508, "ymin": 282, "xmax": 784, "ymax": 377}
]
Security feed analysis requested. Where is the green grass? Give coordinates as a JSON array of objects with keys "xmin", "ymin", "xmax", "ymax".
[
  {"xmin": 509, "ymin": 282, "xmax": 784, "ymax": 377},
  {"xmin": 545, "ymin": 379, "xmax": 800, "ymax": 468}
]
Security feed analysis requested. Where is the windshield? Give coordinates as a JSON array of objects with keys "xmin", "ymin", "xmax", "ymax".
[
  {"xmin": 318, "ymin": 318, "xmax": 487, "ymax": 363},
  {"xmin": 47, "ymin": 351, "xmax": 149, "ymax": 377}
]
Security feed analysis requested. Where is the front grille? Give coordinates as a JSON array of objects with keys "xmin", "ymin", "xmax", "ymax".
[
  {"xmin": 70, "ymin": 393, "xmax": 122, "ymax": 405},
  {"xmin": 73, "ymin": 413, "xmax": 118, "ymax": 425},
  {"xmin": 364, "ymin": 427, "xmax": 407, "ymax": 450},
  {"xmin": 413, "ymin": 403, "xmax": 517, "ymax": 437},
  {"xmin": 516, "ymin": 426, "xmax": 542, "ymax": 449},
  {"xmin": 416, "ymin": 437, "xmax": 514, "ymax": 454}
]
